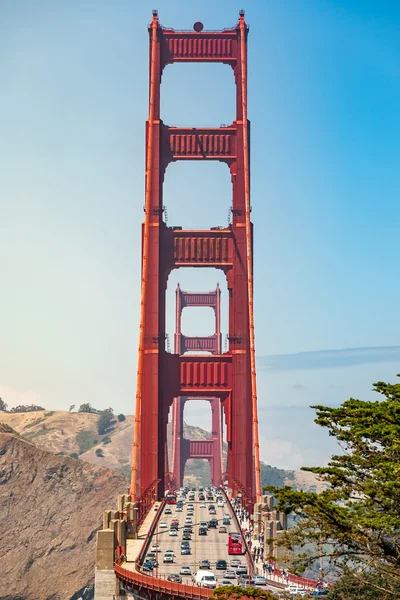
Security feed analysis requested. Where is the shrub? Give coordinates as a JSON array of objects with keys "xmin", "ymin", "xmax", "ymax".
[
  {"xmin": 70, "ymin": 453, "xmax": 79, "ymax": 459},
  {"xmin": 117, "ymin": 414, "xmax": 126, "ymax": 422},
  {"xmin": 95, "ymin": 448, "xmax": 104, "ymax": 458},
  {"xmin": 76, "ymin": 429, "xmax": 97, "ymax": 454},
  {"xmin": 102, "ymin": 436, "xmax": 111, "ymax": 445}
]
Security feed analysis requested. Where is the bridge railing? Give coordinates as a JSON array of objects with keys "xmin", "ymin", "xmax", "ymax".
[{"xmin": 115, "ymin": 563, "xmax": 213, "ymax": 599}]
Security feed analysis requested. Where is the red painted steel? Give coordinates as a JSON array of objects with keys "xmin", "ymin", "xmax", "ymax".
[
  {"xmin": 164, "ymin": 126, "xmax": 236, "ymax": 161},
  {"xmin": 171, "ymin": 284, "xmax": 224, "ymax": 487},
  {"xmin": 132, "ymin": 11, "xmax": 261, "ymax": 506},
  {"xmin": 172, "ymin": 229, "xmax": 232, "ymax": 268},
  {"xmin": 189, "ymin": 440, "xmax": 213, "ymax": 457},
  {"xmin": 180, "ymin": 335, "xmax": 218, "ymax": 353}
]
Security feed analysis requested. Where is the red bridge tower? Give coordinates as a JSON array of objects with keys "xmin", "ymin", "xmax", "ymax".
[
  {"xmin": 170, "ymin": 284, "xmax": 224, "ymax": 488},
  {"xmin": 131, "ymin": 10, "xmax": 261, "ymax": 509}
]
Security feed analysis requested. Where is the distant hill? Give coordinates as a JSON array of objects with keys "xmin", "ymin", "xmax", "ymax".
[
  {"xmin": 0, "ymin": 409, "xmax": 324, "ymax": 492},
  {"xmin": 0, "ymin": 420, "xmax": 128, "ymax": 600}
]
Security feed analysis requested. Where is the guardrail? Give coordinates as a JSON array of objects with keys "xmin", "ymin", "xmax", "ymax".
[{"xmin": 115, "ymin": 563, "xmax": 213, "ymax": 600}]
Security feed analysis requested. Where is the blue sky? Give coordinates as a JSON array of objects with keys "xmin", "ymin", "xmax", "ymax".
[{"xmin": 1, "ymin": 1, "xmax": 399, "ymax": 470}]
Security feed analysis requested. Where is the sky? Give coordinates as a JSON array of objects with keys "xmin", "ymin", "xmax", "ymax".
[{"xmin": 1, "ymin": 0, "xmax": 399, "ymax": 471}]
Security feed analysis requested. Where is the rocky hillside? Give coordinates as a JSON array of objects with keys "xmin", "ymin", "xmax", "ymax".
[
  {"xmin": 0, "ymin": 423, "xmax": 128, "ymax": 600},
  {"xmin": 0, "ymin": 410, "xmax": 323, "ymax": 491}
]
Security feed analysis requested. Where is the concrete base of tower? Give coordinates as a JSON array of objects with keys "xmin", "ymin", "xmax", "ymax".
[{"xmin": 94, "ymin": 569, "xmax": 124, "ymax": 600}]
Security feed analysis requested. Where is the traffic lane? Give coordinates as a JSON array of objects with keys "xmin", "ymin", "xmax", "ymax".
[{"xmin": 148, "ymin": 496, "xmax": 249, "ymax": 585}]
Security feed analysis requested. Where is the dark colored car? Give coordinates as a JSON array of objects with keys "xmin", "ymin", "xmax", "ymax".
[
  {"xmin": 182, "ymin": 532, "xmax": 192, "ymax": 540},
  {"xmin": 208, "ymin": 519, "xmax": 218, "ymax": 528},
  {"xmin": 199, "ymin": 527, "xmax": 208, "ymax": 536},
  {"xmin": 223, "ymin": 518, "xmax": 231, "ymax": 525},
  {"xmin": 143, "ymin": 561, "xmax": 154, "ymax": 572},
  {"xmin": 181, "ymin": 546, "xmax": 191, "ymax": 555},
  {"xmin": 167, "ymin": 574, "xmax": 182, "ymax": 583},
  {"xmin": 216, "ymin": 559, "xmax": 227, "ymax": 570},
  {"xmin": 199, "ymin": 559, "xmax": 210, "ymax": 569}
]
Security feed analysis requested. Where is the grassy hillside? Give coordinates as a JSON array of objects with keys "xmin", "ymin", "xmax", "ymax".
[{"xmin": 0, "ymin": 409, "xmax": 324, "ymax": 491}]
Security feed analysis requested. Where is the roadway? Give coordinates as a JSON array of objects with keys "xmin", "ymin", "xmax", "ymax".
[{"xmin": 143, "ymin": 489, "xmax": 250, "ymax": 587}]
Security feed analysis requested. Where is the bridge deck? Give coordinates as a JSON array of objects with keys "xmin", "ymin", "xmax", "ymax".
[{"xmin": 123, "ymin": 491, "xmax": 251, "ymax": 587}]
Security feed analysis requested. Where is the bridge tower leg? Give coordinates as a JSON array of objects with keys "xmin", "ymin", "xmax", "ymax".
[{"xmin": 131, "ymin": 11, "xmax": 261, "ymax": 508}]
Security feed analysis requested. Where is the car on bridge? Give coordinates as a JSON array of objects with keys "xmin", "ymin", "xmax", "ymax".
[
  {"xmin": 223, "ymin": 570, "xmax": 236, "ymax": 579},
  {"xmin": 198, "ymin": 527, "xmax": 207, "ymax": 536},
  {"xmin": 223, "ymin": 517, "xmax": 231, "ymax": 525},
  {"xmin": 167, "ymin": 574, "xmax": 182, "ymax": 583},
  {"xmin": 181, "ymin": 546, "xmax": 191, "ymax": 555},
  {"xmin": 165, "ymin": 507, "xmax": 172, "ymax": 515},
  {"xmin": 199, "ymin": 503, "xmax": 206, "ymax": 508},
  {"xmin": 180, "ymin": 566, "xmax": 191, "ymax": 576},
  {"xmin": 219, "ymin": 580, "xmax": 233, "ymax": 587},
  {"xmin": 219, "ymin": 525, "xmax": 227, "ymax": 533},
  {"xmin": 236, "ymin": 565, "xmax": 248, "ymax": 576},
  {"xmin": 163, "ymin": 554, "xmax": 174, "ymax": 563},
  {"xmin": 193, "ymin": 570, "xmax": 217, "ymax": 589},
  {"xmin": 183, "ymin": 531, "xmax": 192, "ymax": 540},
  {"xmin": 254, "ymin": 576, "xmax": 267, "ymax": 586},
  {"xmin": 215, "ymin": 559, "xmax": 227, "ymax": 570},
  {"xmin": 208, "ymin": 519, "xmax": 218, "ymax": 528},
  {"xmin": 159, "ymin": 521, "xmax": 167, "ymax": 528},
  {"xmin": 199, "ymin": 559, "xmax": 210, "ymax": 569},
  {"xmin": 142, "ymin": 561, "xmax": 154, "ymax": 572},
  {"xmin": 168, "ymin": 529, "xmax": 178, "ymax": 536},
  {"xmin": 230, "ymin": 558, "xmax": 241, "ymax": 567},
  {"xmin": 151, "ymin": 544, "xmax": 161, "ymax": 552}
]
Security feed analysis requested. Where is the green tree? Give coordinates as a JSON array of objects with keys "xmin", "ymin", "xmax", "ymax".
[
  {"xmin": 95, "ymin": 448, "xmax": 104, "ymax": 458},
  {"xmin": 97, "ymin": 408, "xmax": 116, "ymax": 435},
  {"xmin": 267, "ymin": 377, "xmax": 400, "ymax": 598},
  {"xmin": 69, "ymin": 404, "xmax": 75, "ymax": 412},
  {"xmin": 78, "ymin": 403, "xmax": 96, "ymax": 413},
  {"xmin": 9, "ymin": 404, "xmax": 45, "ymax": 413},
  {"xmin": 211, "ymin": 585, "xmax": 276, "ymax": 599},
  {"xmin": 117, "ymin": 413, "xmax": 126, "ymax": 422},
  {"xmin": 0, "ymin": 398, "xmax": 7, "ymax": 412}
]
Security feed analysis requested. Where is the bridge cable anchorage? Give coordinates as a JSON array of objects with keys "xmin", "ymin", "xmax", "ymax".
[
  {"xmin": 240, "ymin": 12, "xmax": 261, "ymax": 502},
  {"xmin": 130, "ymin": 10, "xmax": 159, "ymax": 501}
]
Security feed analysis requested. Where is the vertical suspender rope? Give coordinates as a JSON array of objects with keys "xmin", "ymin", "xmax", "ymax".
[
  {"xmin": 239, "ymin": 15, "xmax": 261, "ymax": 503},
  {"xmin": 131, "ymin": 15, "xmax": 158, "ymax": 500}
]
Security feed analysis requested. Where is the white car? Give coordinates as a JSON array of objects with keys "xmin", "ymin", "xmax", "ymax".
[
  {"xmin": 176, "ymin": 506, "xmax": 183, "ymax": 512},
  {"xmin": 169, "ymin": 529, "xmax": 178, "ymax": 536},
  {"xmin": 185, "ymin": 517, "xmax": 193, "ymax": 524},
  {"xmin": 165, "ymin": 549, "xmax": 175, "ymax": 557},
  {"xmin": 151, "ymin": 544, "xmax": 161, "ymax": 552},
  {"xmin": 180, "ymin": 566, "xmax": 191, "ymax": 575},
  {"xmin": 159, "ymin": 521, "xmax": 168, "ymax": 528},
  {"xmin": 230, "ymin": 559, "xmax": 241, "ymax": 568},
  {"xmin": 163, "ymin": 554, "xmax": 174, "ymax": 563},
  {"xmin": 199, "ymin": 503, "xmax": 206, "ymax": 508},
  {"xmin": 187, "ymin": 504, "xmax": 194, "ymax": 510}
]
